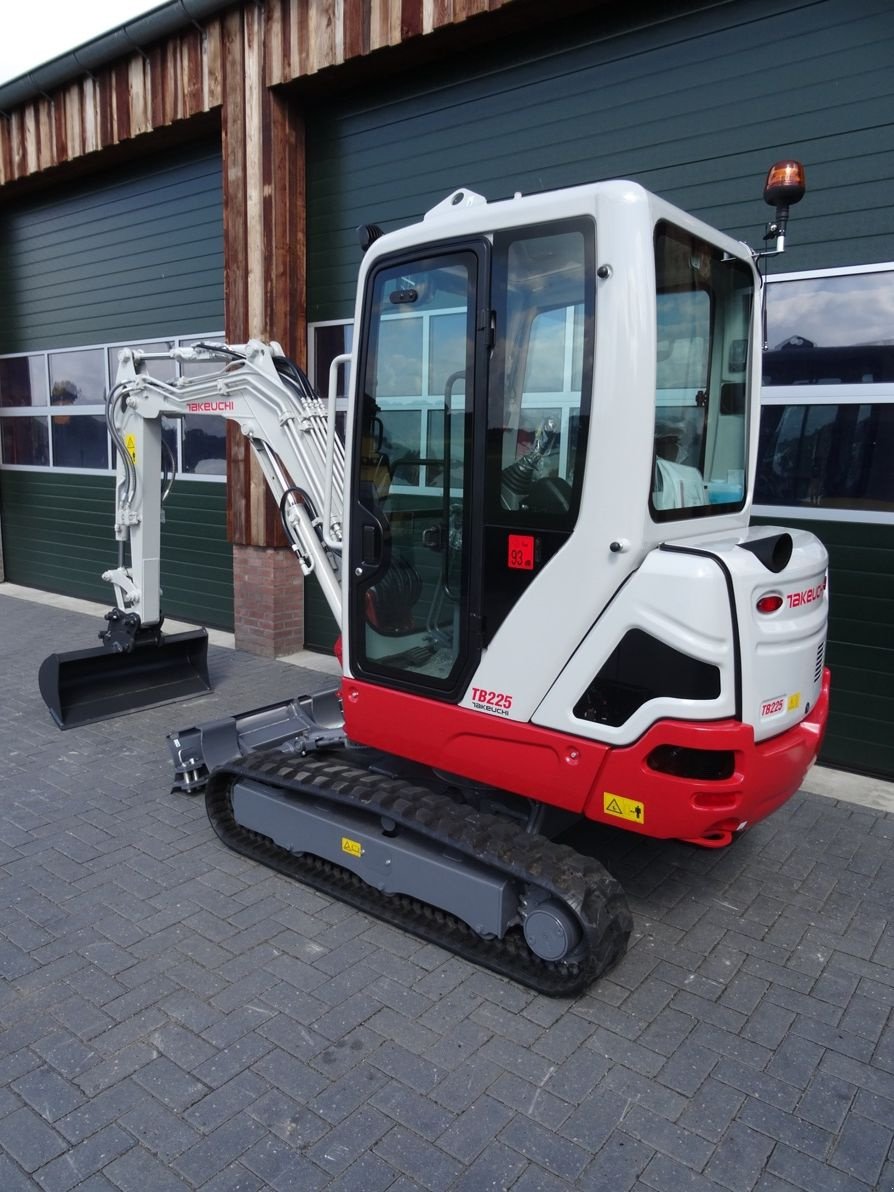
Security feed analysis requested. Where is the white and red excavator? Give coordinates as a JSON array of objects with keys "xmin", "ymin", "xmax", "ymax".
[{"xmin": 39, "ymin": 163, "xmax": 829, "ymax": 994}]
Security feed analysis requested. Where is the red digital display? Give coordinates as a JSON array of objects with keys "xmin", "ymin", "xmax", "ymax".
[{"xmin": 507, "ymin": 534, "xmax": 535, "ymax": 570}]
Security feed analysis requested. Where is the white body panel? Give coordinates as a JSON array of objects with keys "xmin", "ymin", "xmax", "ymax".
[{"xmin": 341, "ymin": 182, "xmax": 762, "ymax": 695}]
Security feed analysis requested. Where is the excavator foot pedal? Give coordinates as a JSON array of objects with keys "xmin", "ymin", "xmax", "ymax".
[{"xmin": 39, "ymin": 628, "xmax": 211, "ymax": 730}]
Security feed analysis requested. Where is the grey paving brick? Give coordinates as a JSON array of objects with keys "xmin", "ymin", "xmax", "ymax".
[
  {"xmin": 542, "ymin": 1046, "xmax": 613, "ymax": 1104},
  {"xmin": 75, "ymin": 1041, "xmax": 158, "ymax": 1096},
  {"xmin": 251, "ymin": 1046, "xmax": 329, "ymax": 1102},
  {"xmin": 766, "ymin": 1034, "xmax": 828, "ymax": 1091},
  {"xmin": 765, "ymin": 984, "xmax": 845, "ymax": 1028},
  {"xmin": 829, "ymin": 1111, "xmax": 893, "ymax": 1186},
  {"xmin": 192, "ymin": 1031, "xmax": 274, "ymax": 1088},
  {"xmin": 12, "ymin": 1064, "xmax": 85, "ymax": 1121},
  {"xmin": 656, "ymin": 1038, "xmax": 719, "ymax": 1097},
  {"xmin": 720, "ymin": 972, "xmax": 772, "ymax": 1016},
  {"xmin": 642, "ymin": 1151, "xmax": 731, "ymax": 1191},
  {"xmin": 305, "ymin": 1106, "xmax": 394, "ymax": 1175},
  {"xmin": 194, "ymin": 1162, "xmax": 265, "ymax": 1191},
  {"xmin": 322, "ymin": 1151, "xmax": 400, "ymax": 1192},
  {"xmin": 449, "ymin": 1140, "xmax": 528, "ymax": 1192},
  {"xmin": 429, "ymin": 1015, "xmax": 493, "ymax": 1072},
  {"xmin": 104, "ymin": 1144, "xmax": 192, "ymax": 1191},
  {"xmin": 767, "ymin": 1142, "xmax": 869, "ymax": 1192},
  {"xmin": 490, "ymin": 1070, "xmax": 574, "ymax": 1130},
  {"xmin": 306, "ymin": 1062, "xmax": 386, "ymax": 1125},
  {"xmin": 793, "ymin": 1016, "xmax": 875, "ymax": 1064},
  {"xmin": 585, "ymin": 1027, "xmax": 665, "ymax": 1078},
  {"xmin": 713, "ymin": 1057, "xmax": 801, "ymax": 1113},
  {"xmin": 430, "ymin": 1052, "xmax": 502, "ymax": 1112},
  {"xmin": 310, "ymin": 1026, "xmax": 381, "ymax": 1078},
  {"xmin": 369, "ymin": 1040, "xmax": 441, "ymax": 1093},
  {"xmin": 620, "ymin": 1104, "xmax": 714, "ymax": 1172},
  {"xmin": 741, "ymin": 1001, "xmax": 798, "ymax": 1050},
  {"xmin": 34, "ymin": 1124, "xmax": 134, "ymax": 1192},
  {"xmin": 677, "ymin": 1077, "xmax": 746, "ymax": 1143},
  {"xmin": 0, "ymin": 1151, "xmax": 40, "ymax": 1192},
  {"xmin": 738, "ymin": 1098, "xmax": 833, "ymax": 1159},
  {"xmin": 238, "ymin": 1135, "xmax": 328, "ymax": 1191},
  {"xmin": 426, "ymin": 1018, "xmax": 492, "ymax": 1072},
  {"xmin": 245, "ymin": 1088, "xmax": 329, "ymax": 1149},
  {"xmin": 149, "ymin": 1021, "xmax": 217, "ymax": 1069},
  {"xmin": 0, "ymin": 1105, "xmax": 67, "ymax": 1173},
  {"xmin": 131, "ymin": 1054, "xmax": 209, "ymax": 1112},
  {"xmin": 471, "ymin": 999, "xmax": 544, "ymax": 1047},
  {"xmin": 436, "ymin": 1093, "xmax": 515, "ymax": 1162},
  {"xmin": 499, "ymin": 1113, "xmax": 591, "ymax": 1181},
  {"xmin": 604, "ymin": 1064, "xmax": 690, "ymax": 1123},
  {"xmin": 578, "ymin": 1129, "xmax": 655, "ymax": 1191},
  {"xmin": 172, "ymin": 1113, "xmax": 268, "ymax": 1184},
  {"xmin": 796, "ymin": 1073, "xmax": 856, "ymax": 1133},
  {"xmin": 369, "ymin": 1077, "xmax": 455, "ymax": 1141},
  {"xmin": 509, "ymin": 1164, "xmax": 575, "ymax": 1192},
  {"xmin": 558, "ymin": 1086, "xmax": 620, "ymax": 1153},
  {"xmin": 184, "ymin": 1070, "xmax": 267, "ymax": 1132}
]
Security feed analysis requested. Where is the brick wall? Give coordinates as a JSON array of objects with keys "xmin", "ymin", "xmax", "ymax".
[{"xmin": 233, "ymin": 543, "xmax": 304, "ymax": 657}]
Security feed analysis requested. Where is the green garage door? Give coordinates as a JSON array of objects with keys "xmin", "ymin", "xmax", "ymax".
[
  {"xmin": 0, "ymin": 144, "xmax": 233, "ymax": 628},
  {"xmin": 303, "ymin": 0, "xmax": 894, "ymax": 775}
]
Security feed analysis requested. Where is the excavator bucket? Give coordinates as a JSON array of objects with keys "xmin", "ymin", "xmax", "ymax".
[{"xmin": 39, "ymin": 629, "xmax": 211, "ymax": 730}]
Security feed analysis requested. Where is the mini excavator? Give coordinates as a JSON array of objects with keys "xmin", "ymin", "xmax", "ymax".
[{"xmin": 40, "ymin": 164, "xmax": 829, "ymax": 994}]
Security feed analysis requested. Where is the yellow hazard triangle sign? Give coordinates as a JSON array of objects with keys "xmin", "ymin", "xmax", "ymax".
[{"xmin": 603, "ymin": 792, "xmax": 645, "ymax": 824}]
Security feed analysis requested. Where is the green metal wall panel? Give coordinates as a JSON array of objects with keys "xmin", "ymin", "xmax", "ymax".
[
  {"xmin": 307, "ymin": 0, "xmax": 894, "ymax": 321},
  {"xmin": 753, "ymin": 516, "xmax": 894, "ymax": 778},
  {"xmin": 0, "ymin": 471, "xmax": 233, "ymax": 629},
  {"xmin": 0, "ymin": 145, "xmax": 224, "ymax": 352},
  {"xmin": 0, "ymin": 144, "xmax": 231, "ymax": 626}
]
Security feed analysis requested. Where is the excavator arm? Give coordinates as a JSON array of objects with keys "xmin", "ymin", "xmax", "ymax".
[
  {"xmin": 106, "ymin": 339, "xmax": 346, "ymax": 627},
  {"xmin": 39, "ymin": 339, "xmax": 349, "ymax": 728}
]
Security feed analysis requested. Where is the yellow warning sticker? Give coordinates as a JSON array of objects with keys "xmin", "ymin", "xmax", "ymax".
[
  {"xmin": 124, "ymin": 433, "xmax": 137, "ymax": 464},
  {"xmin": 603, "ymin": 792, "xmax": 645, "ymax": 825},
  {"xmin": 787, "ymin": 691, "xmax": 801, "ymax": 712},
  {"xmin": 341, "ymin": 836, "xmax": 363, "ymax": 858}
]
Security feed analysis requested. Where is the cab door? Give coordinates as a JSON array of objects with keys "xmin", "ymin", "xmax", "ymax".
[{"xmin": 348, "ymin": 242, "xmax": 489, "ymax": 700}]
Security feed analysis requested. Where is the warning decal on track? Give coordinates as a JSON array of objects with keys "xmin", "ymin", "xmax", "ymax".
[{"xmin": 603, "ymin": 792, "xmax": 645, "ymax": 824}]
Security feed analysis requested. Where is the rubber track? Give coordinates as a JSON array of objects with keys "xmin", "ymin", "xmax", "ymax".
[{"xmin": 205, "ymin": 751, "xmax": 632, "ymax": 997}]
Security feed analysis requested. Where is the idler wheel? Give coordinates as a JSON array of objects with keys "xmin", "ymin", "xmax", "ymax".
[{"xmin": 522, "ymin": 898, "xmax": 581, "ymax": 962}]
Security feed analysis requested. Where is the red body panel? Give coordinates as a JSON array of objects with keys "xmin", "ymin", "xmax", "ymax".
[{"xmin": 341, "ymin": 670, "xmax": 830, "ymax": 844}]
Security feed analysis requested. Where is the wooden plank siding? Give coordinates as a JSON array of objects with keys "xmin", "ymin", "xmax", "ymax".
[{"xmin": 0, "ymin": 1, "xmax": 518, "ymax": 189}]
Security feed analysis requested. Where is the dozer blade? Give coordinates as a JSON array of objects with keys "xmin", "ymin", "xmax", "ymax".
[{"xmin": 39, "ymin": 629, "xmax": 211, "ymax": 730}]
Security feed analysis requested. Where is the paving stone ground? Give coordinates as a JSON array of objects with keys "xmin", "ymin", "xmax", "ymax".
[{"xmin": 1, "ymin": 590, "xmax": 893, "ymax": 1191}]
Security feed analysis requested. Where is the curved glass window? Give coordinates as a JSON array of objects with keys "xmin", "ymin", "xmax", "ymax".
[{"xmin": 652, "ymin": 223, "xmax": 754, "ymax": 520}]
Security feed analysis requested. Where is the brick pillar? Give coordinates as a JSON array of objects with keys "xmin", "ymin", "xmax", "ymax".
[{"xmin": 233, "ymin": 544, "xmax": 304, "ymax": 657}]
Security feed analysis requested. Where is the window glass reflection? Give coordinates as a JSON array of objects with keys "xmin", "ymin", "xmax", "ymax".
[
  {"xmin": 756, "ymin": 403, "xmax": 894, "ymax": 510},
  {"xmin": 49, "ymin": 349, "xmax": 106, "ymax": 405},
  {"xmin": 52, "ymin": 414, "xmax": 108, "ymax": 469},
  {"xmin": 0, "ymin": 416, "xmax": 49, "ymax": 465},
  {"xmin": 183, "ymin": 417, "xmax": 227, "ymax": 475},
  {"xmin": 0, "ymin": 357, "xmax": 47, "ymax": 408},
  {"xmin": 765, "ymin": 271, "xmax": 894, "ymax": 385}
]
